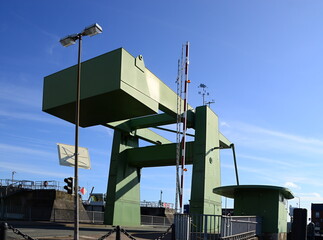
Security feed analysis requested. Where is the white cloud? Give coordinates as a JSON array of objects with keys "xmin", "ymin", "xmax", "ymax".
[
  {"xmin": 298, "ymin": 192, "xmax": 323, "ymax": 202},
  {"xmin": 0, "ymin": 143, "xmax": 55, "ymax": 158},
  {"xmin": 284, "ymin": 182, "xmax": 301, "ymax": 189},
  {"xmin": 223, "ymin": 121, "xmax": 323, "ymax": 159},
  {"xmin": 0, "ymin": 109, "xmax": 69, "ymax": 126},
  {"xmin": 220, "ymin": 121, "xmax": 230, "ymax": 128},
  {"xmin": 1, "ymin": 161, "xmax": 67, "ymax": 178},
  {"xmin": 0, "ymin": 82, "xmax": 41, "ymax": 108},
  {"xmin": 238, "ymin": 153, "xmax": 294, "ymax": 167}
]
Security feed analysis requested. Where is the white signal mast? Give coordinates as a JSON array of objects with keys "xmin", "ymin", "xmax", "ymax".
[{"xmin": 175, "ymin": 42, "xmax": 190, "ymax": 213}]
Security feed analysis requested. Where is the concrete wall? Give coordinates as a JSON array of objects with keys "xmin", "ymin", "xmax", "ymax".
[{"xmin": 3, "ymin": 189, "xmax": 86, "ymax": 221}]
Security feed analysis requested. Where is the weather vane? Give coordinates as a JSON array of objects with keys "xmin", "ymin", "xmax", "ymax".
[{"xmin": 198, "ymin": 83, "xmax": 215, "ymax": 107}]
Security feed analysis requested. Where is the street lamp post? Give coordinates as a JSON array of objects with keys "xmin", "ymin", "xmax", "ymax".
[
  {"xmin": 11, "ymin": 171, "xmax": 16, "ymax": 183},
  {"xmin": 295, "ymin": 196, "xmax": 301, "ymax": 208},
  {"xmin": 60, "ymin": 23, "xmax": 102, "ymax": 240}
]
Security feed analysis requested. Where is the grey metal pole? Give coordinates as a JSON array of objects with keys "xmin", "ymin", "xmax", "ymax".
[
  {"xmin": 0, "ymin": 222, "xmax": 8, "ymax": 240},
  {"xmin": 231, "ymin": 144, "xmax": 239, "ymax": 186},
  {"xmin": 74, "ymin": 34, "xmax": 82, "ymax": 240}
]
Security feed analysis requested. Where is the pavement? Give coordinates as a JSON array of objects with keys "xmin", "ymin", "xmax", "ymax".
[{"xmin": 3, "ymin": 221, "xmax": 173, "ymax": 240}]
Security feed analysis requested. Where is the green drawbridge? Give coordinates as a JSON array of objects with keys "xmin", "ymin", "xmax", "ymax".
[{"xmin": 43, "ymin": 48, "xmax": 231, "ymax": 226}]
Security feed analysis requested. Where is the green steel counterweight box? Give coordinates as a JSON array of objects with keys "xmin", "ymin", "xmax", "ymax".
[{"xmin": 43, "ymin": 48, "xmax": 160, "ymax": 127}]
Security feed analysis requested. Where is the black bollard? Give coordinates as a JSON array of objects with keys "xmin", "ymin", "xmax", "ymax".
[
  {"xmin": 115, "ymin": 226, "xmax": 120, "ymax": 240},
  {"xmin": 171, "ymin": 224, "xmax": 175, "ymax": 240},
  {"xmin": 0, "ymin": 222, "xmax": 8, "ymax": 240}
]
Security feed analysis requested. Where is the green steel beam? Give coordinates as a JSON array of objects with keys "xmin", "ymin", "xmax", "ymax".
[
  {"xmin": 153, "ymin": 126, "xmax": 195, "ymax": 137},
  {"xmin": 190, "ymin": 105, "xmax": 222, "ymax": 216},
  {"xmin": 104, "ymin": 124, "xmax": 171, "ymax": 145},
  {"xmin": 219, "ymin": 132, "xmax": 232, "ymax": 148},
  {"xmin": 133, "ymin": 129, "xmax": 171, "ymax": 145},
  {"xmin": 104, "ymin": 110, "xmax": 194, "ymax": 131},
  {"xmin": 126, "ymin": 142, "xmax": 194, "ymax": 168},
  {"xmin": 104, "ymin": 131, "xmax": 141, "ymax": 226},
  {"xmin": 144, "ymin": 68, "xmax": 194, "ymax": 117},
  {"xmin": 129, "ymin": 110, "xmax": 195, "ymax": 129},
  {"xmin": 129, "ymin": 113, "xmax": 176, "ymax": 129},
  {"xmin": 104, "ymin": 113, "xmax": 176, "ymax": 132}
]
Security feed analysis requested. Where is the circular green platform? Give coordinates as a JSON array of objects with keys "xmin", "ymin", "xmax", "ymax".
[{"xmin": 213, "ymin": 185, "xmax": 294, "ymax": 199}]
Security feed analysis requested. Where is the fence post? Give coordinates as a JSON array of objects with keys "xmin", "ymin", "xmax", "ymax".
[
  {"xmin": 248, "ymin": 217, "xmax": 250, "ymax": 232},
  {"xmin": 171, "ymin": 224, "xmax": 175, "ymax": 240},
  {"xmin": 29, "ymin": 207, "xmax": 31, "ymax": 221},
  {"xmin": 203, "ymin": 215, "xmax": 208, "ymax": 240},
  {"xmin": 116, "ymin": 226, "xmax": 120, "ymax": 240},
  {"xmin": 0, "ymin": 222, "xmax": 8, "ymax": 240}
]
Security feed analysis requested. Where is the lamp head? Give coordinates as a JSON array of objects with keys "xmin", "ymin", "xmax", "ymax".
[
  {"xmin": 59, "ymin": 34, "xmax": 79, "ymax": 47},
  {"xmin": 82, "ymin": 23, "xmax": 103, "ymax": 37}
]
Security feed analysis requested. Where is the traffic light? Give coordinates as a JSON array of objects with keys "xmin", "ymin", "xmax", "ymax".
[{"xmin": 64, "ymin": 177, "xmax": 73, "ymax": 194}]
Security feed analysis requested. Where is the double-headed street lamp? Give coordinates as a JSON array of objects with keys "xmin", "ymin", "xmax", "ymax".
[{"xmin": 60, "ymin": 23, "xmax": 102, "ymax": 240}]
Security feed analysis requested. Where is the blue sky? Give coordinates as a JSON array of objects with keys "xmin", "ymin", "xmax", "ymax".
[{"xmin": 1, "ymin": 1, "xmax": 323, "ymax": 215}]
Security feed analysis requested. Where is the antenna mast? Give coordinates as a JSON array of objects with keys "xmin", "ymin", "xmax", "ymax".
[
  {"xmin": 180, "ymin": 42, "xmax": 190, "ymax": 213},
  {"xmin": 175, "ymin": 42, "xmax": 190, "ymax": 213},
  {"xmin": 175, "ymin": 56, "xmax": 183, "ymax": 212},
  {"xmin": 198, "ymin": 83, "xmax": 209, "ymax": 105}
]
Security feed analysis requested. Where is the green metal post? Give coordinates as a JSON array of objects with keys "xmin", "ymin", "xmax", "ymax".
[
  {"xmin": 104, "ymin": 131, "xmax": 141, "ymax": 226},
  {"xmin": 190, "ymin": 105, "xmax": 222, "ymax": 216}
]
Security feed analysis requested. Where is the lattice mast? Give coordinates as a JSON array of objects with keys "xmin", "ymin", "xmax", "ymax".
[
  {"xmin": 180, "ymin": 42, "xmax": 190, "ymax": 213},
  {"xmin": 175, "ymin": 42, "xmax": 190, "ymax": 213},
  {"xmin": 175, "ymin": 56, "xmax": 183, "ymax": 213}
]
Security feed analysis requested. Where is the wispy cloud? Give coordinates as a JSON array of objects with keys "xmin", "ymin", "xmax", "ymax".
[
  {"xmin": 246, "ymin": 124, "xmax": 323, "ymax": 147},
  {"xmin": 0, "ymin": 109, "xmax": 69, "ymax": 126},
  {"xmin": 1, "ymin": 161, "xmax": 67, "ymax": 178},
  {"xmin": 284, "ymin": 182, "xmax": 301, "ymax": 189},
  {"xmin": 10, "ymin": 11, "xmax": 60, "ymax": 57},
  {"xmin": 220, "ymin": 121, "xmax": 230, "ymax": 128},
  {"xmin": 298, "ymin": 192, "xmax": 323, "ymax": 202},
  {"xmin": 0, "ymin": 81, "xmax": 41, "ymax": 108},
  {"xmin": 0, "ymin": 143, "xmax": 56, "ymax": 158},
  {"xmin": 224, "ymin": 121, "xmax": 323, "ymax": 158},
  {"xmin": 238, "ymin": 153, "xmax": 294, "ymax": 167}
]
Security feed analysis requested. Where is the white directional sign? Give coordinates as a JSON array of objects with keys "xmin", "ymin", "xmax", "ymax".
[{"xmin": 57, "ymin": 143, "xmax": 91, "ymax": 169}]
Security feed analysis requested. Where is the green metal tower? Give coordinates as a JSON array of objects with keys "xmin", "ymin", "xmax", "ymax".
[{"xmin": 43, "ymin": 48, "xmax": 231, "ymax": 226}]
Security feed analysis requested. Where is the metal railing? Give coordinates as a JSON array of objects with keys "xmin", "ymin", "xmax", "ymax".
[
  {"xmin": 174, "ymin": 214, "xmax": 261, "ymax": 240},
  {"xmin": 140, "ymin": 200, "xmax": 174, "ymax": 209},
  {"xmin": 0, "ymin": 206, "xmax": 104, "ymax": 223},
  {"xmin": 0, "ymin": 179, "xmax": 62, "ymax": 192},
  {"xmin": 1, "ymin": 206, "xmax": 172, "ymax": 226},
  {"xmin": 51, "ymin": 208, "xmax": 104, "ymax": 224},
  {"xmin": 141, "ymin": 215, "xmax": 173, "ymax": 226}
]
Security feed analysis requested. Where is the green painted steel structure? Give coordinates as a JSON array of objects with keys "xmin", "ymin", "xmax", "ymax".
[{"xmin": 43, "ymin": 48, "xmax": 231, "ymax": 226}]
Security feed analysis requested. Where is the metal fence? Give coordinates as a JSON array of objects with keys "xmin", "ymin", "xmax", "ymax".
[
  {"xmin": 51, "ymin": 208, "xmax": 105, "ymax": 224},
  {"xmin": 0, "ymin": 206, "xmax": 104, "ymax": 223},
  {"xmin": 140, "ymin": 200, "xmax": 174, "ymax": 209},
  {"xmin": 141, "ymin": 215, "xmax": 173, "ymax": 226},
  {"xmin": 174, "ymin": 214, "xmax": 261, "ymax": 240},
  {"xmin": 0, "ymin": 179, "xmax": 62, "ymax": 191},
  {"xmin": 1, "ymin": 206, "xmax": 172, "ymax": 226}
]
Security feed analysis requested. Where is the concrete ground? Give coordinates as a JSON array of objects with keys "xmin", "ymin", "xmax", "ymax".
[{"xmin": 4, "ymin": 221, "xmax": 173, "ymax": 240}]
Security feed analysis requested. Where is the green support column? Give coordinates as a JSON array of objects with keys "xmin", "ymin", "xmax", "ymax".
[
  {"xmin": 104, "ymin": 130, "xmax": 141, "ymax": 226},
  {"xmin": 190, "ymin": 105, "xmax": 221, "ymax": 216}
]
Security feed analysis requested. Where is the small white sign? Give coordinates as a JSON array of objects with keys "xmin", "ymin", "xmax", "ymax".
[{"xmin": 57, "ymin": 143, "xmax": 91, "ymax": 169}]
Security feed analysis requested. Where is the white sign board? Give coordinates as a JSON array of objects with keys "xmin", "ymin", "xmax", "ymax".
[{"xmin": 57, "ymin": 143, "xmax": 91, "ymax": 169}]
